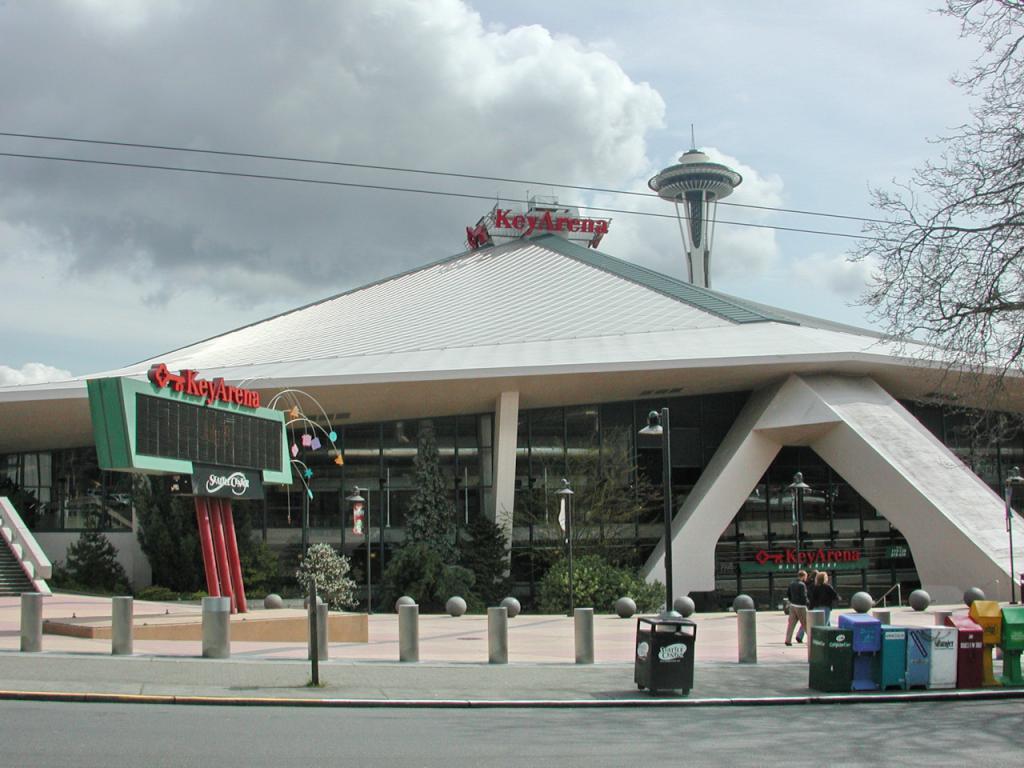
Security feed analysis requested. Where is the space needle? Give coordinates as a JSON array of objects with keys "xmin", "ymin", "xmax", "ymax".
[{"xmin": 648, "ymin": 144, "xmax": 742, "ymax": 289}]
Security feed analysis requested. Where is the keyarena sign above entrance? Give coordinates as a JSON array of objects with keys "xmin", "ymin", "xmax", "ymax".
[{"xmin": 738, "ymin": 547, "xmax": 868, "ymax": 574}]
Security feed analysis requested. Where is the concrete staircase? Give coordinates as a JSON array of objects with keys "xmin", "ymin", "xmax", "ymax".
[
  {"xmin": 0, "ymin": 541, "xmax": 34, "ymax": 596},
  {"xmin": 0, "ymin": 496, "xmax": 51, "ymax": 595}
]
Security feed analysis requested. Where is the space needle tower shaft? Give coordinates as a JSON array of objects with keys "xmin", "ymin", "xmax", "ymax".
[{"xmin": 648, "ymin": 144, "xmax": 742, "ymax": 289}]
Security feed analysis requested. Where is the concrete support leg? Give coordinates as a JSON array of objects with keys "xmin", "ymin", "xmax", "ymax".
[
  {"xmin": 201, "ymin": 596, "xmax": 231, "ymax": 659},
  {"xmin": 20, "ymin": 592, "xmax": 43, "ymax": 652},
  {"xmin": 737, "ymin": 609, "xmax": 757, "ymax": 663},
  {"xmin": 111, "ymin": 596, "xmax": 134, "ymax": 655},
  {"xmin": 574, "ymin": 608, "xmax": 594, "ymax": 664},
  {"xmin": 488, "ymin": 606, "xmax": 508, "ymax": 664},
  {"xmin": 399, "ymin": 604, "xmax": 419, "ymax": 662},
  {"xmin": 873, "ymin": 609, "xmax": 892, "ymax": 625}
]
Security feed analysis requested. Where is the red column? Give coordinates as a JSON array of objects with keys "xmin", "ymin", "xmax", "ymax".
[
  {"xmin": 220, "ymin": 500, "xmax": 248, "ymax": 614},
  {"xmin": 208, "ymin": 501, "xmax": 236, "ymax": 613},
  {"xmin": 194, "ymin": 497, "xmax": 221, "ymax": 597}
]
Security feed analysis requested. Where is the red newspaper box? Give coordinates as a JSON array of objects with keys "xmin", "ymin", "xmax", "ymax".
[{"xmin": 947, "ymin": 614, "xmax": 985, "ymax": 689}]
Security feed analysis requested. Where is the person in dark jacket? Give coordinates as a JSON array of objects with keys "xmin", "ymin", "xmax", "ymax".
[
  {"xmin": 784, "ymin": 570, "xmax": 809, "ymax": 646},
  {"xmin": 795, "ymin": 569, "xmax": 819, "ymax": 643},
  {"xmin": 809, "ymin": 571, "xmax": 840, "ymax": 625}
]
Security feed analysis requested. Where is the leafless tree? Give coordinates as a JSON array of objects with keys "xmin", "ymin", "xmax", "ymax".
[{"xmin": 852, "ymin": 1, "xmax": 1024, "ymax": 406}]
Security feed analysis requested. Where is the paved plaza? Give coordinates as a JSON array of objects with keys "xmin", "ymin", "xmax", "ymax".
[{"xmin": 1, "ymin": 593, "xmax": 1019, "ymax": 705}]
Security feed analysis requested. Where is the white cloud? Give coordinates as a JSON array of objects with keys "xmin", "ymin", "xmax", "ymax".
[
  {"xmin": 0, "ymin": 363, "xmax": 73, "ymax": 387},
  {"xmin": 792, "ymin": 252, "xmax": 874, "ymax": 299},
  {"xmin": 0, "ymin": 0, "xmax": 667, "ymax": 372}
]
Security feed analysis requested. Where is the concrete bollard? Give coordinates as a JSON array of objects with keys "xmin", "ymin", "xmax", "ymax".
[
  {"xmin": 201, "ymin": 596, "xmax": 231, "ymax": 659},
  {"xmin": 574, "ymin": 608, "xmax": 594, "ymax": 664},
  {"xmin": 873, "ymin": 609, "xmax": 891, "ymax": 626},
  {"xmin": 111, "ymin": 596, "xmax": 134, "ymax": 655},
  {"xmin": 20, "ymin": 592, "xmax": 44, "ymax": 652},
  {"xmin": 806, "ymin": 609, "xmax": 826, "ymax": 661},
  {"xmin": 307, "ymin": 602, "xmax": 328, "ymax": 661},
  {"xmin": 488, "ymin": 606, "xmax": 508, "ymax": 664},
  {"xmin": 399, "ymin": 603, "xmax": 419, "ymax": 662},
  {"xmin": 934, "ymin": 609, "xmax": 953, "ymax": 626},
  {"xmin": 737, "ymin": 609, "xmax": 757, "ymax": 663}
]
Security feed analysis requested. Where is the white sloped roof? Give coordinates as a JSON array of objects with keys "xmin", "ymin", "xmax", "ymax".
[
  {"xmin": 1, "ymin": 234, "xmax": 905, "ymax": 398},
  {"xmin": 103, "ymin": 236, "xmax": 749, "ymax": 375}
]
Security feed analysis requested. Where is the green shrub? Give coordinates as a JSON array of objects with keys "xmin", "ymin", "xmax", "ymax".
[
  {"xmin": 241, "ymin": 540, "xmax": 281, "ymax": 596},
  {"xmin": 295, "ymin": 543, "xmax": 358, "ymax": 610},
  {"xmin": 62, "ymin": 529, "xmax": 131, "ymax": 594},
  {"xmin": 380, "ymin": 542, "xmax": 480, "ymax": 613},
  {"xmin": 137, "ymin": 585, "xmax": 180, "ymax": 602},
  {"xmin": 537, "ymin": 554, "xmax": 663, "ymax": 614},
  {"xmin": 457, "ymin": 515, "xmax": 509, "ymax": 607}
]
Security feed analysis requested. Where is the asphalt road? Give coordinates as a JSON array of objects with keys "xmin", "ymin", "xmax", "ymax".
[{"xmin": 3, "ymin": 699, "xmax": 1022, "ymax": 767}]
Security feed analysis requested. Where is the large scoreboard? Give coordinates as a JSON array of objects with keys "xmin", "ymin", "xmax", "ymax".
[{"xmin": 87, "ymin": 364, "xmax": 292, "ymax": 488}]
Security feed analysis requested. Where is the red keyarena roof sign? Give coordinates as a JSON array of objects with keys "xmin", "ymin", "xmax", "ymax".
[{"xmin": 492, "ymin": 208, "xmax": 610, "ymax": 237}]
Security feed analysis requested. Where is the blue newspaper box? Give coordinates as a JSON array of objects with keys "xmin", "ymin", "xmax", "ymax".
[
  {"xmin": 839, "ymin": 613, "xmax": 881, "ymax": 691},
  {"xmin": 907, "ymin": 627, "xmax": 933, "ymax": 689}
]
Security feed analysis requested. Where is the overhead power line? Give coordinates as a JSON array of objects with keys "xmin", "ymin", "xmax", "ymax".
[
  {"xmin": 0, "ymin": 149, "xmax": 890, "ymax": 243},
  {"xmin": 0, "ymin": 130, "xmax": 889, "ymax": 226}
]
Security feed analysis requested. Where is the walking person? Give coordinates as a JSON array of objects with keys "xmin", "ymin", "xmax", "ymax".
[
  {"xmin": 795, "ymin": 569, "xmax": 818, "ymax": 643},
  {"xmin": 784, "ymin": 570, "xmax": 809, "ymax": 646},
  {"xmin": 809, "ymin": 571, "xmax": 840, "ymax": 625}
]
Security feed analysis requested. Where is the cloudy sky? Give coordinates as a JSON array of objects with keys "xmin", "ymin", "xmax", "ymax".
[{"xmin": 0, "ymin": 0, "xmax": 983, "ymax": 383}]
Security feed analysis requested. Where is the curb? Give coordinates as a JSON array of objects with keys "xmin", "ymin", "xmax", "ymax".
[{"xmin": 2, "ymin": 687, "xmax": 1022, "ymax": 709}]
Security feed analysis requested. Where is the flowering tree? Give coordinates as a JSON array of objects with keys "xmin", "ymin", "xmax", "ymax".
[{"xmin": 295, "ymin": 542, "xmax": 357, "ymax": 610}]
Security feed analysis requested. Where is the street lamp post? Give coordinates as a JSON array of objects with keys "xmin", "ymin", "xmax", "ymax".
[
  {"xmin": 555, "ymin": 479, "xmax": 574, "ymax": 616},
  {"xmin": 1004, "ymin": 466, "xmax": 1024, "ymax": 604},
  {"xmin": 787, "ymin": 472, "xmax": 811, "ymax": 555},
  {"xmin": 346, "ymin": 487, "xmax": 371, "ymax": 614},
  {"xmin": 639, "ymin": 408, "xmax": 679, "ymax": 617}
]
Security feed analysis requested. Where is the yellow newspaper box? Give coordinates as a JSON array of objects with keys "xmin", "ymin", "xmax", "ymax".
[
  {"xmin": 969, "ymin": 600, "xmax": 1003, "ymax": 644},
  {"xmin": 969, "ymin": 600, "xmax": 1003, "ymax": 686}
]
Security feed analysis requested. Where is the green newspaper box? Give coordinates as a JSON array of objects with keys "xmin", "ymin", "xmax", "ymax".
[
  {"xmin": 1000, "ymin": 606, "xmax": 1024, "ymax": 687},
  {"xmin": 809, "ymin": 626, "xmax": 853, "ymax": 692},
  {"xmin": 880, "ymin": 625, "xmax": 908, "ymax": 690}
]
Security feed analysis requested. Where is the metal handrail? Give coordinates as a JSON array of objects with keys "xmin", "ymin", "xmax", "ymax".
[{"xmin": 877, "ymin": 582, "xmax": 902, "ymax": 607}]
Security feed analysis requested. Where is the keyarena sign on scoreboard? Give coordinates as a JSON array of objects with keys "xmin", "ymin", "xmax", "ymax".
[{"xmin": 87, "ymin": 366, "xmax": 291, "ymax": 486}]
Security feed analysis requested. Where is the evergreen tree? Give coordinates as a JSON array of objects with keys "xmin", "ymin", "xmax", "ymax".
[
  {"xmin": 404, "ymin": 421, "xmax": 457, "ymax": 561},
  {"xmin": 64, "ymin": 528, "xmax": 131, "ymax": 593},
  {"xmin": 133, "ymin": 477, "xmax": 204, "ymax": 593},
  {"xmin": 458, "ymin": 514, "xmax": 509, "ymax": 606}
]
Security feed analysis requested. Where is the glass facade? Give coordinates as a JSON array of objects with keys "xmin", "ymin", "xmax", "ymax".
[
  {"xmin": 2, "ymin": 447, "xmax": 132, "ymax": 531},
  {"xmin": 4, "ymin": 393, "xmax": 1023, "ymax": 610}
]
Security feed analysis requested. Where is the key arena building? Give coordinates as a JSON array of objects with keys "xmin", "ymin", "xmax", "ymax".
[{"xmin": 1, "ymin": 199, "xmax": 1022, "ymax": 609}]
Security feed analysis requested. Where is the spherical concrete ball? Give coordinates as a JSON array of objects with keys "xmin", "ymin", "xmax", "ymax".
[
  {"xmin": 302, "ymin": 595, "xmax": 324, "ymax": 609},
  {"xmin": 850, "ymin": 591, "xmax": 875, "ymax": 613},
  {"xmin": 963, "ymin": 587, "xmax": 986, "ymax": 607},
  {"xmin": 263, "ymin": 593, "xmax": 284, "ymax": 610},
  {"xmin": 500, "ymin": 596, "xmax": 521, "ymax": 618},
  {"xmin": 909, "ymin": 589, "xmax": 931, "ymax": 612},
  {"xmin": 446, "ymin": 596, "xmax": 468, "ymax": 617},
  {"xmin": 614, "ymin": 597, "xmax": 637, "ymax": 619},
  {"xmin": 673, "ymin": 596, "xmax": 696, "ymax": 617},
  {"xmin": 394, "ymin": 595, "xmax": 416, "ymax": 613},
  {"xmin": 732, "ymin": 594, "xmax": 755, "ymax": 612}
]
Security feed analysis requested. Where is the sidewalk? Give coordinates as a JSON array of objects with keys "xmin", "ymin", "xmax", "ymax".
[{"xmin": 1, "ymin": 594, "xmax": 1019, "ymax": 707}]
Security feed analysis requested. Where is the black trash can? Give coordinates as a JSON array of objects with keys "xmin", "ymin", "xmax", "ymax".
[{"xmin": 634, "ymin": 616, "xmax": 697, "ymax": 694}]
